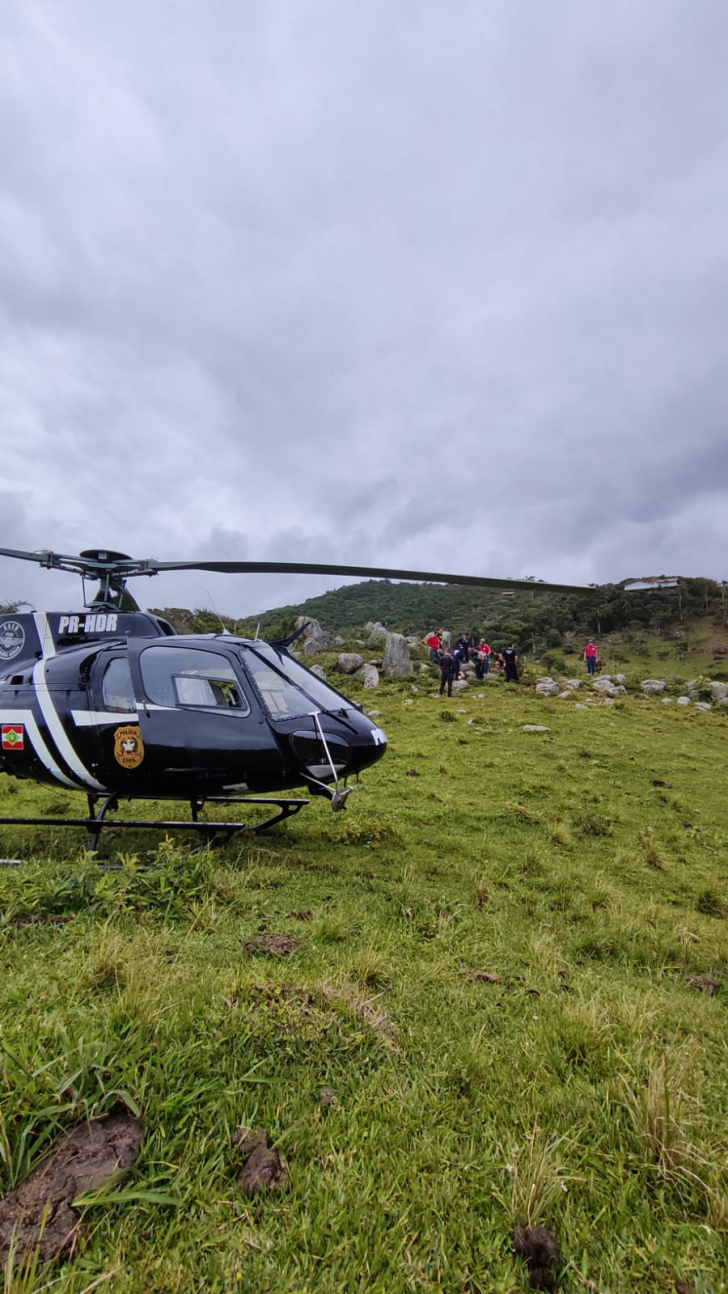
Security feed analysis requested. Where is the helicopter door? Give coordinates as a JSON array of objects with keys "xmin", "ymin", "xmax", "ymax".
[
  {"xmin": 130, "ymin": 644, "xmax": 281, "ymax": 795},
  {"xmin": 86, "ymin": 653, "xmax": 145, "ymax": 787}
]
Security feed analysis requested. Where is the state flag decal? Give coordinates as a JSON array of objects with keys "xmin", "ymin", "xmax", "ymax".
[
  {"xmin": 2, "ymin": 724, "xmax": 25, "ymax": 750},
  {"xmin": 113, "ymin": 724, "xmax": 145, "ymax": 769}
]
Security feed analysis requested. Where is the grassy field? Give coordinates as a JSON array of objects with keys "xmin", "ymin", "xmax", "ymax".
[{"xmin": 1, "ymin": 673, "xmax": 727, "ymax": 1293}]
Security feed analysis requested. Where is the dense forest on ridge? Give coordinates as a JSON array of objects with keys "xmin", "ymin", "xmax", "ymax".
[{"xmin": 149, "ymin": 576, "xmax": 726, "ymax": 656}]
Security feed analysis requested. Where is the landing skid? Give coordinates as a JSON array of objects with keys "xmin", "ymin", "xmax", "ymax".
[{"xmin": 0, "ymin": 793, "xmax": 310, "ymax": 850}]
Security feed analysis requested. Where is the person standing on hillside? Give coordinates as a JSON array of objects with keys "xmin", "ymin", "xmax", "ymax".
[
  {"xmin": 439, "ymin": 651, "xmax": 458, "ymax": 696},
  {"xmin": 425, "ymin": 630, "xmax": 441, "ymax": 663},
  {"xmin": 479, "ymin": 639, "xmax": 491, "ymax": 676},
  {"xmin": 502, "ymin": 642, "xmax": 519, "ymax": 683},
  {"xmin": 584, "ymin": 639, "xmax": 598, "ymax": 675},
  {"xmin": 457, "ymin": 633, "xmax": 471, "ymax": 662}
]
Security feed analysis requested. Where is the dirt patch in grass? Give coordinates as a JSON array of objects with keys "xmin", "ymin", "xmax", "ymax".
[
  {"xmin": 244, "ymin": 932, "xmax": 300, "ymax": 956},
  {"xmin": 8, "ymin": 914, "xmax": 75, "ymax": 929},
  {"xmin": 685, "ymin": 973, "xmax": 722, "ymax": 996},
  {"xmin": 513, "ymin": 1224, "xmax": 562, "ymax": 1290},
  {"xmin": 234, "ymin": 1129, "xmax": 290, "ymax": 1195},
  {"xmin": 0, "ymin": 1105, "xmax": 143, "ymax": 1265},
  {"xmin": 461, "ymin": 968, "xmax": 501, "ymax": 984}
]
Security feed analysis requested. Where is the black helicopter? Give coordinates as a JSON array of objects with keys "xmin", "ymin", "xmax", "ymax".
[{"xmin": 0, "ymin": 546, "xmax": 589, "ymax": 846}]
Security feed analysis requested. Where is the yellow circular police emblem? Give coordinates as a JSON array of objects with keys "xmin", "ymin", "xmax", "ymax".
[{"xmin": 114, "ymin": 724, "xmax": 145, "ymax": 769}]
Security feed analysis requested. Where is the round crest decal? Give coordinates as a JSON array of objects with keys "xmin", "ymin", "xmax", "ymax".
[
  {"xmin": 114, "ymin": 724, "xmax": 145, "ymax": 769},
  {"xmin": 0, "ymin": 620, "xmax": 26, "ymax": 661}
]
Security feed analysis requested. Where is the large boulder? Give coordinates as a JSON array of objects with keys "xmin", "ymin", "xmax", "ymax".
[
  {"xmin": 563, "ymin": 679, "xmax": 582, "ymax": 690},
  {"xmin": 641, "ymin": 679, "xmax": 667, "ymax": 695},
  {"xmin": 336, "ymin": 653, "xmax": 365, "ymax": 675},
  {"xmin": 709, "ymin": 681, "xmax": 728, "ymax": 700},
  {"xmin": 295, "ymin": 616, "xmax": 334, "ymax": 651},
  {"xmin": 677, "ymin": 695, "xmax": 691, "ymax": 706},
  {"xmin": 359, "ymin": 663, "xmax": 380, "ymax": 689},
  {"xmin": 310, "ymin": 665, "xmax": 327, "ymax": 681},
  {"xmin": 535, "ymin": 681, "xmax": 561, "ymax": 696},
  {"xmin": 382, "ymin": 633, "xmax": 413, "ymax": 677},
  {"xmin": 366, "ymin": 621, "xmax": 389, "ymax": 645}
]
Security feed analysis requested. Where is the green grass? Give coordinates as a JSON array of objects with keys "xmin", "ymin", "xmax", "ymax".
[{"xmin": 1, "ymin": 677, "xmax": 727, "ymax": 1293}]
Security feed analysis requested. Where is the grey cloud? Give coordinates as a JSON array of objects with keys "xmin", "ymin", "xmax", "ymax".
[{"xmin": 1, "ymin": 0, "xmax": 727, "ymax": 622}]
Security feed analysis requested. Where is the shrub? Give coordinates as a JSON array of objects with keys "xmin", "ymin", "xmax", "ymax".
[{"xmin": 540, "ymin": 651, "xmax": 567, "ymax": 674}]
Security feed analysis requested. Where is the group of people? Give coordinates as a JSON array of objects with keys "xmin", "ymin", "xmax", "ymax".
[
  {"xmin": 423, "ymin": 630, "xmax": 601, "ymax": 698},
  {"xmin": 424, "ymin": 630, "xmax": 519, "ymax": 696}
]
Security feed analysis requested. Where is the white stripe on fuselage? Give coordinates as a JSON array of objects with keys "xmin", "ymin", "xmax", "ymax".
[
  {"xmin": 72, "ymin": 711, "xmax": 139, "ymax": 726},
  {"xmin": 0, "ymin": 709, "xmax": 82, "ymax": 791},
  {"xmin": 31, "ymin": 611, "xmax": 106, "ymax": 791}
]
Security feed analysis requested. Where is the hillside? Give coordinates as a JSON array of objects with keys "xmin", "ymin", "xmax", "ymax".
[{"xmin": 150, "ymin": 576, "xmax": 728, "ymax": 672}]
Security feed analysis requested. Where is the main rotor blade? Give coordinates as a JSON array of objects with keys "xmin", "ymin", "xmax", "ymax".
[
  {"xmin": 0, "ymin": 546, "xmax": 58, "ymax": 566},
  {"xmin": 150, "ymin": 560, "xmax": 592, "ymax": 595},
  {"xmin": 0, "ymin": 548, "xmax": 599, "ymax": 594}
]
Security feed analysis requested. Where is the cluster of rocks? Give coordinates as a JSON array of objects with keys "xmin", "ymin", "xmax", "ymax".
[
  {"xmin": 296, "ymin": 617, "xmax": 420, "ymax": 685},
  {"xmin": 534, "ymin": 672, "xmax": 728, "ymax": 712},
  {"xmin": 295, "ymin": 616, "xmax": 337, "ymax": 654},
  {"xmin": 661, "ymin": 679, "xmax": 728, "ymax": 711},
  {"xmin": 535, "ymin": 674, "xmax": 628, "ymax": 704}
]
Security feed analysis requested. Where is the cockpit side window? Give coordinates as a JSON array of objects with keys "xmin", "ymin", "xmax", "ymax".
[
  {"xmin": 102, "ymin": 658, "xmax": 136, "ymax": 712},
  {"xmin": 140, "ymin": 647, "xmax": 250, "ymax": 714}
]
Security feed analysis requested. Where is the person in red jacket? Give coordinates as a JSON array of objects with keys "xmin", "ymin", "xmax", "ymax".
[
  {"xmin": 425, "ymin": 631, "xmax": 441, "ymax": 663},
  {"xmin": 584, "ymin": 639, "xmax": 598, "ymax": 675}
]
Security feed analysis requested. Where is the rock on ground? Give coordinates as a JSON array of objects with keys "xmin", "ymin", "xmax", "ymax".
[
  {"xmin": 366, "ymin": 621, "xmax": 389, "ymax": 645},
  {"xmin": 382, "ymin": 632, "xmax": 413, "ymax": 677},
  {"xmin": 535, "ymin": 681, "xmax": 561, "ymax": 696},
  {"xmin": 677, "ymin": 696, "xmax": 691, "ymax": 705},
  {"xmin": 523, "ymin": 725, "xmax": 550, "ymax": 732},
  {"xmin": 336, "ymin": 652, "xmax": 365, "ymax": 675},
  {"xmin": 295, "ymin": 615, "xmax": 334, "ymax": 651},
  {"xmin": 359, "ymin": 663, "xmax": 379, "ymax": 688},
  {"xmin": 563, "ymin": 679, "xmax": 582, "ymax": 690},
  {"xmin": 593, "ymin": 677, "xmax": 619, "ymax": 695},
  {"xmin": 310, "ymin": 665, "xmax": 327, "ymax": 680},
  {"xmin": 641, "ymin": 679, "xmax": 667, "ymax": 694}
]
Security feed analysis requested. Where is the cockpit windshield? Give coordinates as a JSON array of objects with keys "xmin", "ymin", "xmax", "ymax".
[{"xmin": 242, "ymin": 645, "xmax": 354, "ymax": 721}]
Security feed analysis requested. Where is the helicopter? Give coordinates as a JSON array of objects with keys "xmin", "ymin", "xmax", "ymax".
[{"xmin": 0, "ymin": 546, "xmax": 591, "ymax": 848}]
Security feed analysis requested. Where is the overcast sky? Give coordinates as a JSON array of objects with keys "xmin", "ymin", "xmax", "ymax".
[{"xmin": 1, "ymin": 0, "xmax": 727, "ymax": 617}]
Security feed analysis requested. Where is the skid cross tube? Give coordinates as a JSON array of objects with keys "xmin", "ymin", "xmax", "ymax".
[{"xmin": 0, "ymin": 796, "xmax": 310, "ymax": 847}]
